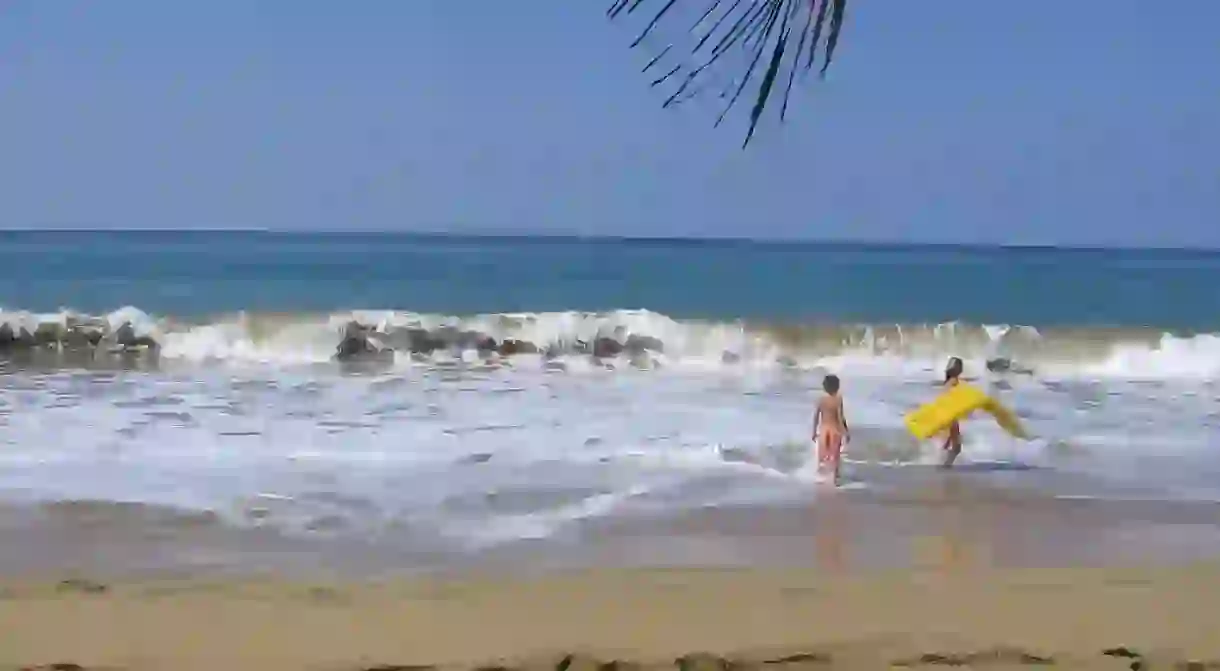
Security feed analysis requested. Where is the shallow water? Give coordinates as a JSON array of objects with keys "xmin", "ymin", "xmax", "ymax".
[
  {"xmin": 1, "ymin": 357, "xmax": 1217, "ymax": 557},
  {"xmin": 2, "ymin": 233, "xmax": 1219, "ymax": 569}
]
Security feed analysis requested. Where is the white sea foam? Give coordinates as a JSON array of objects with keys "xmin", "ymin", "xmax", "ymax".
[{"xmin": 5, "ymin": 305, "xmax": 1220, "ymax": 379}]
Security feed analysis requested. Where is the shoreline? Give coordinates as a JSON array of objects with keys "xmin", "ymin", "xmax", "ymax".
[
  {"xmin": 5, "ymin": 477, "xmax": 1220, "ymax": 581},
  {"xmin": 3, "ymin": 563, "xmax": 1219, "ymax": 670}
]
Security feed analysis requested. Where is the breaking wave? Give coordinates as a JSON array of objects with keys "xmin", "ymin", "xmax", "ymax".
[{"xmin": 3, "ymin": 305, "xmax": 1220, "ymax": 379}]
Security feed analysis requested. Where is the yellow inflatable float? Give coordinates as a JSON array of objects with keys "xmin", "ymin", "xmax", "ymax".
[{"xmin": 904, "ymin": 383, "xmax": 1028, "ymax": 440}]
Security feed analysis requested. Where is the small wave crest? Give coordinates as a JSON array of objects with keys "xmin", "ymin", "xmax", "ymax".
[{"xmin": 3, "ymin": 305, "xmax": 1220, "ymax": 379}]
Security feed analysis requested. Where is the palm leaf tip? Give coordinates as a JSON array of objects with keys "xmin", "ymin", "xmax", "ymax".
[{"xmin": 608, "ymin": 0, "xmax": 849, "ymax": 148}]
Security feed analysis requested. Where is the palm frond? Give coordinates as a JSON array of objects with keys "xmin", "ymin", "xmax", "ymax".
[{"xmin": 609, "ymin": 0, "xmax": 849, "ymax": 148}]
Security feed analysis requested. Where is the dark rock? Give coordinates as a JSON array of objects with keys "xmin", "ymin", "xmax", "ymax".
[
  {"xmin": 624, "ymin": 334, "xmax": 664, "ymax": 354},
  {"xmin": 431, "ymin": 326, "xmax": 460, "ymax": 347},
  {"xmin": 334, "ymin": 337, "xmax": 370, "ymax": 360},
  {"xmin": 402, "ymin": 327, "xmax": 445, "ymax": 354},
  {"xmin": 721, "ymin": 351, "xmax": 742, "ymax": 364},
  {"xmin": 475, "ymin": 335, "xmax": 498, "ymax": 354},
  {"xmin": 405, "ymin": 326, "xmax": 491, "ymax": 353},
  {"xmin": 111, "ymin": 322, "xmax": 160, "ymax": 352},
  {"xmin": 592, "ymin": 337, "xmax": 624, "ymax": 358},
  {"xmin": 112, "ymin": 322, "xmax": 136, "ymax": 346},
  {"xmin": 499, "ymin": 339, "xmax": 539, "ymax": 356},
  {"xmin": 334, "ymin": 321, "xmax": 391, "ymax": 362},
  {"xmin": 432, "ymin": 326, "xmax": 472, "ymax": 349},
  {"xmin": 0, "ymin": 322, "xmax": 36, "ymax": 349},
  {"xmin": 62, "ymin": 325, "xmax": 104, "ymax": 350},
  {"xmin": 33, "ymin": 321, "xmax": 64, "ymax": 347}
]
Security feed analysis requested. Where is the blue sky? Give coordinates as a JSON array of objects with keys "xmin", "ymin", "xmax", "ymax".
[{"xmin": 1, "ymin": 2, "xmax": 1217, "ymax": 246}]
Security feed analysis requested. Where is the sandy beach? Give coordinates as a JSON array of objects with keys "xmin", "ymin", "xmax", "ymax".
[{"xmin": 2, "ymin": 563, "xmax": 1219, "ymax": 670}]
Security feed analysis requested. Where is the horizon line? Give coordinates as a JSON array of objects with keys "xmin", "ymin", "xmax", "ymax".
[{"xmin": 0, "ymin": 227, "xmax": 1215, "ymax": 253}]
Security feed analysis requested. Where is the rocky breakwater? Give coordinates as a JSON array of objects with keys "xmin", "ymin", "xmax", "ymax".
[
  {"xmin": 0, "ymin": 310, "xmax": 161, "ymax": 369},
  {"xmin": 332, "ymin": 319, "xmax": 667, "ymax": 368}
]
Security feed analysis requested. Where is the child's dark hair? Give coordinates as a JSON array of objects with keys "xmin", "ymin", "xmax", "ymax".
[
  {"xmin": 944, "ymin": 356, "xmax": 964, "ymax": 382},
  {"xmin": 822, "ymin": 374, "xmax": 841, "ymax": 394}
]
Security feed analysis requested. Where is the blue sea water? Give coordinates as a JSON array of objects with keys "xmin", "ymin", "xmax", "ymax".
[
  {"xmin": 2, "ymin": 230, "xmax": 1218, "ymax": 328},
  {"xmin": 2, "ymin": 230, "xmax": 1219, "ymax": 565}
]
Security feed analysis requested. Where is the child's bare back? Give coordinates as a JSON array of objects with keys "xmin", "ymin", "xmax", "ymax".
[
  {"xmin": 817, "ymin": 394, "xmax": 846, "ymax": 433},
  {"xmin": 813, "ymin": 374, "xmax": 850, "ymax": 485}
]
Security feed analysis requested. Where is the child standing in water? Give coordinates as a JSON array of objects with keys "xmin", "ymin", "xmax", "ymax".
[
  {"xmin": 813, "ymin": 374, "xmax": 850, "ymax": 486},
  {"xmin": 941, "ymin": 357, "xmax": 965, "ymax": 468}
]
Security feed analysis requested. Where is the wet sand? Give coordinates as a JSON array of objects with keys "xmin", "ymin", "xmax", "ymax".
[{"xmin": 6, "ymin": 476, "xmax": 1220, "ymax": 579}]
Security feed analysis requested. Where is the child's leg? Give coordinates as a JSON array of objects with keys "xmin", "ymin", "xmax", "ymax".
[
  {"xmin": 829, "ymin": 433, "xmax": 843, "ymax": 485},
  {"xmin": 941, "ymin": 422, "xmax": 962, "ymax": 468}
]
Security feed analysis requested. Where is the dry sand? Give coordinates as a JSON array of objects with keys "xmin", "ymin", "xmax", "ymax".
[{"xmin": 3, "ymin": 563, "xmax": 1219, "ymax": 671}]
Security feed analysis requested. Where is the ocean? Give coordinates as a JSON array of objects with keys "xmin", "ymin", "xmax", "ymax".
[{"xmin": 2, "ymin": 231, "xmax": 1219, "ymax": 574}]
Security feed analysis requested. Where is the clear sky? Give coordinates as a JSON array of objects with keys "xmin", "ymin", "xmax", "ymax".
[{"xmin": 1, "ymin": 1, "xmax": 1217, "ymax": 246}]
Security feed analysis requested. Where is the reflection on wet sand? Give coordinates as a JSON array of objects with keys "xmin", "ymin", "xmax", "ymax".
[
  {"xmin": 812, "ymin": 478, "xmax": 1016, "ymax": 576},
  {"xmin": 910, "ymin": 478, "xmax": 989, "ymax": 573},
  {"xmin": 813, "ymin": 496, "xmax": 847, "ymax": 574}
]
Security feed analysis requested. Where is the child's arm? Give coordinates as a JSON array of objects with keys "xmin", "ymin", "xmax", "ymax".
[
  {"xmin": 811, "ymin": 402, "xmax": 821, "ymax": 439},
  {"xmin": 840, "ymin": 397, "xmax": 850, "ymax": 440}
]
